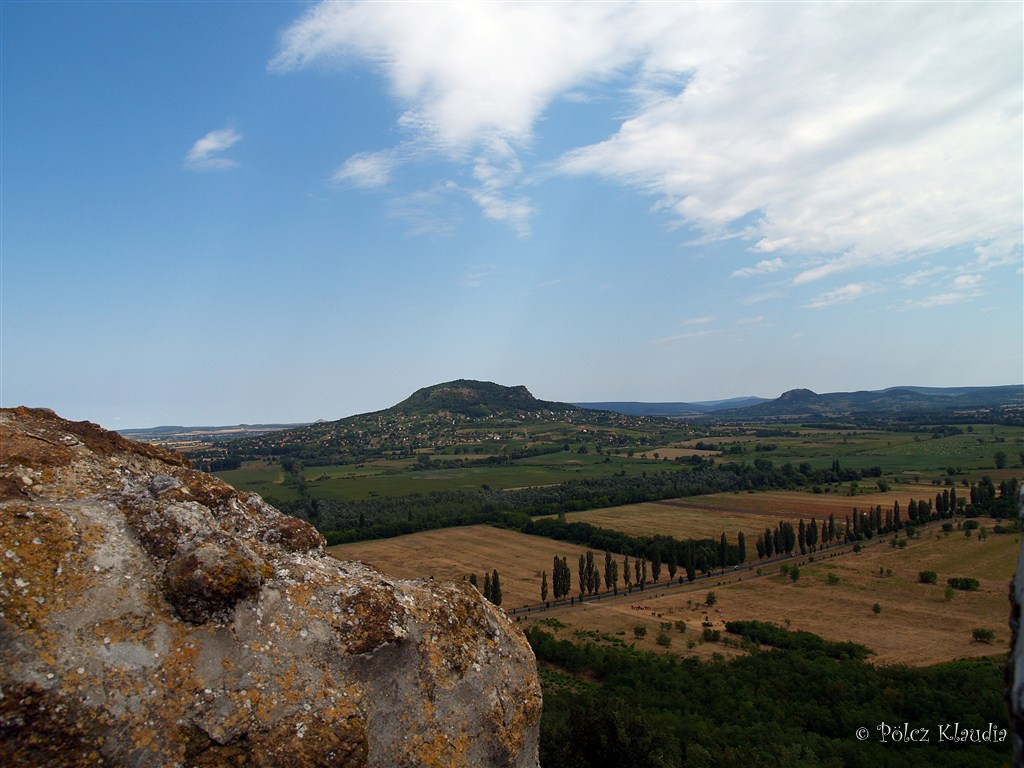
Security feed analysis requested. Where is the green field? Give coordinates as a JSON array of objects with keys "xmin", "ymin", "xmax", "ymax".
[
  {"xmin": 214, "ymin": 423, "xmax": 1024, "ymax": 504},
  {"xmin": 216, "ymin": 450, "xmax": 676, "ymax": 501}
]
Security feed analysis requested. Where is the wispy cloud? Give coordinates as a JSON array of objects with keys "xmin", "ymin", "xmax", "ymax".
[
  {"xmin": 901, "ymin": 265, "xmax": 948, "ymax": 287},
  {"xmin": 803, "ymin": 282, "xmax": 871, "ymax": 309},
  {"xmin": 735, "ymin": 315, "xmax": 764, "ymax": 326},
  {"xmin": 185, "ymin": 127, "xmax": 242, "ymax": 171},
  {"xmin": 273, "ymin": 1, "xmax": 1021, "ymax": 265},
  {"xmin": 460, "ymin": 264, "xmax": 497, "ymax": 288},
  {"xmin": 731, "ymin": 258, "xmax": 785, "ymax": 278},
  {"xmin": 743, "ymin": 290, "xmax": 784, "ymax": 305},
  {"xmin": 683, "ymin": 316, "xmax": 715, "ymax": 325},
  {"xmin": 333, "ymin": 150, "xmax": 397, "ymax": 188},
  {"xmin": 901, "ymin": 273, "xmax": 985, "ymax": 309},
  {"xmin": 648, "ymin": 328, "xmax": 720, "ymax": 345}
]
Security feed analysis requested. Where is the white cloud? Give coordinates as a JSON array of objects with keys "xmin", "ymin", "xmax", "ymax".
[
  {"xmin": 900, "ymin": 266, "xmax": 948, "ymax": 287},
  {"xmin": 743, "ymin": 290, "xmax": 784, "ymax": 305},
  {"xmin": 272, "ymin": 2, "xmax": 634, "ymax": 229},
  {"xmin": 562, "ymin": 4, "xmax": 1022, "ymax": 278},
  {"xmin": 803, "ymin": 282, "xmax": 871, "ymax": 309},
  {"xmin": 952, "ymin": 274, "xmax": 982, "ymax": 290},
  {"xmin": 333, "ymin": 150, "xmax": 397, "ymax": 188},
  {"xmin": 648, "ymin": 328, "xmax": 720, "ymax": 345},
  {"xmin": 900, "ymin": 272, "xmax": 986, "ymax": 310},
  {"xmin": 185, "ymin": 127, "xmax": 242, "ymax": 171},
  {"xmin": 731, "ymin": 258, "xmax": 785, "ymax": 278},
  {"xmin": 683, "ymin": 316, "xmax": 715, "ymax": 325},
  {"xmin": 460, "ymin": 264, "xmax": 497, "ymax": 288},
  {"xmin": 274, "ymin": 1, "xmax": 1022, "ymax": 261}
]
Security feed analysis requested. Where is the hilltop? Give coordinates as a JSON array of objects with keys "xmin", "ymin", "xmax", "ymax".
[
  {"xmin": 225, "ymin": 380, "xmax": 651, "ymax": 465},
  {"xmin": 392, "ymin": 379, "xmax": 575, "ymax": 418}
]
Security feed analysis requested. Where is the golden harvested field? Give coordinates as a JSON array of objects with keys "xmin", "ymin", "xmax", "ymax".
[
  {"xmin": 636, "ymin": 447, "xmax": 718, "ymax": 460},
  {"xmin": 329, "ymin": 525, "xmax": 611, "ymax": 609},
  {"xmin": 564, "ymin": 486, "xmax": 938, "ymax": 542},
  {"xmin": 521, "ymin": 528, "xmax": 1018, "ymax": 666}
]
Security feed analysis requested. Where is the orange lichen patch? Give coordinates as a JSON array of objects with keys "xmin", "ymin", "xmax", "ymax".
[
  {"xmin": 164, "ymin": 534, "xmax": 265, "ymax": 624},
  {"xmin": 0, "ymin": 504, "xmax": 96, "ymax": 630},
  {"xmin": 487, "ymin": 677, "xmax": 543, "ymax": 763},
  {"xmin": 414, "ymin": 581, "xmax": 496, "ymax": 689},
  {"xmin": 265, "ymin": 515, "xmax": 325, "ymax": 554},
  {"xmin": 411, "ymin": 728, "xmax": 471, "ymax": 768},
  {"xmin": 334, "ymin": 583, "xmax": 407, "ymax": 655}
]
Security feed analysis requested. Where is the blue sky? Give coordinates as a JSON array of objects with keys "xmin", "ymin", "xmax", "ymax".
[{"xmin": 2, "ymin": 1, "xmax": 1021, "ymax": 428}]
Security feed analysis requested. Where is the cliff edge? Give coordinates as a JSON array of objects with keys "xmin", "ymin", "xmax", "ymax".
[{"xmin": 0, "ymin": 407, "xmax": 541, "ymax": 767}]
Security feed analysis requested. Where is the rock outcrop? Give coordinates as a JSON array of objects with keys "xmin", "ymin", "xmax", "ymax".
[{"xmin": 0, "ymin": 407, "xmax": 541, "ymax": 767}]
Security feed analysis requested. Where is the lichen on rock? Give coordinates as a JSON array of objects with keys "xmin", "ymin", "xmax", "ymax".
[{"xmin": 0, "ymin": 407, "xmax": 541, "ymax": 767}]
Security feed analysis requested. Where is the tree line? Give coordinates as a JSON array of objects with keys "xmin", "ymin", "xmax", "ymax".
[
  {"xmin": 297, "ymin": 458, "xmax": 893, "ymax": 545},
  {"xmin": 526, "ymin": 626, "xmax": 1009, "ymax": 767}
]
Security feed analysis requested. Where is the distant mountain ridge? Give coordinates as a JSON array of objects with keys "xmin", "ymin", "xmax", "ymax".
[
  {"xmin": 692, "ymin": 384, "xmax": 1023, "ymax": 422},
  {"xmin": 577, "ymin": 385, "xmax": 1022, "ymax": 421},
  {"xmin": 124, "ymin": 382, "xmax": 1024, "ymax": 453},
  {"xmin": 573, "ymin": 396, "xmax": 769, "ymax": 417}
]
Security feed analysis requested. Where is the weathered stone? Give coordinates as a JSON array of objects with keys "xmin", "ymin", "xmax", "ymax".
[{"xmin": 0, "ymin": 407, "xmax": 541, "ymax": 767}]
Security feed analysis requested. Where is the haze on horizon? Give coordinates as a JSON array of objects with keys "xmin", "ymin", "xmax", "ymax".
[{"xmin": 2, "ymin": 1, "xmax": 1021, "ymax": 430}]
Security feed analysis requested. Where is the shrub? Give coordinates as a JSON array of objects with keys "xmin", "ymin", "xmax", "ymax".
[
  {"xmin": 789, "ymin": 566, "xmax": 800, "ymax": 582},
  {"xmin": 633, "ymin": 625, "xmax": 648, "ymax": 639},
  {"xmin": 972, "ymin": 628, "xmax": 995, "ymax": 644},
  {"xmin": 656, "ymin": 632, "xmax": 672, "ymax": 647},
  {"xmin": 944, "ymin": 586, "xmax": 956, "ymax": 601},
  {"xmin": 918, "ymin": 570, "xmax": 938, "ymax": 584},
  {"xmin": 947, "ymin": 577, "xmax": 980, "ymax": 591},
  {"xmin": 674, "ymin": 620, "xmax": 687, "ymax": 633},
  {"xmin": 702, "ymin": 627, "xmax": 721, "ymax": 642},
  {"xmin": 871, "ymin": 603, "xmax": 881, "ymax": 615},
  {"xmin": 705, "ymin": 591, "xmax": 717, "ymax": 607},
  {"xmin": 826, "ymin": 572, "xmax": 840, "ymax": 585}
]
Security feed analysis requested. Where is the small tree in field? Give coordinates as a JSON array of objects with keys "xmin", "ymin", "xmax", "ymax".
[{"xmin": 972, "ymin": 628, "xmax": 995, "ymax": 643}]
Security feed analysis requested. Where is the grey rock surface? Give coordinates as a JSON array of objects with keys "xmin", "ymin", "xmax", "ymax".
[{"xmin": 0, "ymin": 406, "xmax": 541, "ymax": 767}]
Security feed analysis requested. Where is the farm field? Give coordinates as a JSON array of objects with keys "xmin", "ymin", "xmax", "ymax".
[
  {"xmin": 329, "ymin": 525, "xmax": 610, "ymax": 609},
  {"xmin": 520, "ymin": 527, "xmax": 1018, "ymax": 667},
  {"xmin": 219, "ymin": 452, "xmax": 679, "ymax": 501},
  {"xmin": 329, "ymin": 512, "xmax": 1019, "ymax": 667},
  {"xmin": 562, "ymin": 485, "xmax": 940, "ymax": 542}
]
